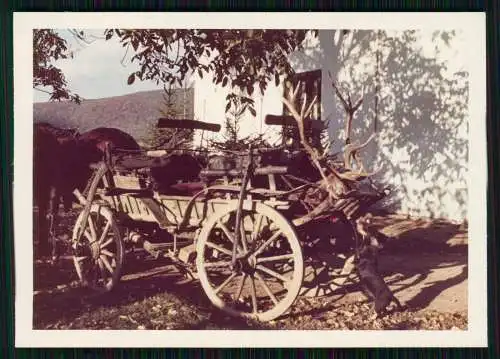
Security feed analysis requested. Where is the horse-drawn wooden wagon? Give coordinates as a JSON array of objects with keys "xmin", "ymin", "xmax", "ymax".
[{"xmin": 67, "ymin": 81, "xmax": 393, "ymax": 322}]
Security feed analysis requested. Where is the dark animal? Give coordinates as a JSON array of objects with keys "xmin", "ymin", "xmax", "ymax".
[
  {"xmin": 35, "ymin": 122, "xmax": 81, "ymax": 210},
  {"xmin": 34, "ymin": 124, "xmax": 64, "ymax": 258},
  {"xmin": 71, "ymin": 127, "xmax": 142, "ymax": 194},
  {"xmin": 35, "ymin": 122, "xmax": 79, "ymax": 142},
  {"xmin": 77, "ymin": 127, "xmax": 140, "ymax": 160},
  {"xmin": 355, "ymin": 213, "xmax": 391, "ymax": 249},
  {"xmin": 260, "ymin": 148, "xmax": 322, "ymax": 183},
  {"xmin": 354, "ymin": 213, "xmax": 404, "ymax": 317},
  {"xmin": 33, "ymin": 124, "xmax": 142, "ymax": 258},
  {"xmin": 149, "ymin": 154, "xmax": 203, "ymax": 192},
  {"xmin": 113, "ymin": 151, "xmax": 204, "ymax": 195},
  {"xmin": 356, "ymin": 244, "xmax": 405, "ymax": 318}
]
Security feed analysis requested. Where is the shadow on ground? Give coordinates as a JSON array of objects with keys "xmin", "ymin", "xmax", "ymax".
[
  {"xmin": 33, "ymin": 214, "xmax": 467, "ymax": 330},
  {"xmin": 33, "ymin": 255, "xmax": 273, "ymax": 330},
  {"xmin": 281, "ymin": 214, "xmax": 468, "ymax": 319},
  {"xmin": 372, "ymin": 215, "xmax": 467, "ymax": 311}
]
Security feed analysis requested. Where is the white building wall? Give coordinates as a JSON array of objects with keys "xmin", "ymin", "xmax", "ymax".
[
  {"xmin": 192, "ymin": 29, "xmax": 470, "ymax": 221},
  {"xmin": 192, "ymin": 70, "xmax": 284, "ymax": 147}
]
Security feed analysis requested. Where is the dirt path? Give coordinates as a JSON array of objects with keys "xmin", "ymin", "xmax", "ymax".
[
  {"xmin": 373, "ymin": 214, "xmax": 467, "ymax": 314},
  {"xmin": 33, "ymin": 213, "xmax": 468, "ymax": 330}
]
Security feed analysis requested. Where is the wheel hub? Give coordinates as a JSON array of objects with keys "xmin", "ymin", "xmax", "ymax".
[
  {"xmin": 234, "ymin": 255, "xmax": 257, "ymax": 275},
  {"xmin": 90, "ymin": 241, "xmax": 100, "ymax": 259},
  {"xmin": 232, "ymin": 259, "xmax": 243, "ymax": 273},
  {"xmin": 247, "ymin": 255, "xmax": 257, "ymax": 269}
]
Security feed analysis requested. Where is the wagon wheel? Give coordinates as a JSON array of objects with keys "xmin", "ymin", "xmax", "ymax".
[
  {"xmin": 196, "ymin": 201, "xmax": 304, "ymax": 322},
  {"xmin": 72, "ymin": 204, "xmax": 124, "ymax": 293},
  {"xmin": 82, "ymin": 164, "xmax": 113, "ymax": 203}
]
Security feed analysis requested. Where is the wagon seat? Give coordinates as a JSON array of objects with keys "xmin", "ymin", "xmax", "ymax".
[{"xmin": 113, "ymin": 119, "xmax": 223, "ymax": 196}]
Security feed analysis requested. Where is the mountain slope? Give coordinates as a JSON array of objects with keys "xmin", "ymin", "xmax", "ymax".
[{"xmin": 33, "ymin": 88, "xmax": 195, "ymax": 143}]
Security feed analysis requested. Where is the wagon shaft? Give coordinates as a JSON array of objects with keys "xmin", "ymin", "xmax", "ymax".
[{"xmin": 292, "ymin": 185, "xmax": 386, "ymax": 227}]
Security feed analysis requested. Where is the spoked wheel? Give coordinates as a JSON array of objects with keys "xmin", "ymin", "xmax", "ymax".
[
  {"xmin": 72, "ymin": 204, "xmax": 124, "ymax": 293},
  {"xmin": 81, "ymin": 163, "xmax": 112, "ymax": 203},
  {"xmin": 196, "ymin": 201, "xmax": 303, "ymax": 322}
]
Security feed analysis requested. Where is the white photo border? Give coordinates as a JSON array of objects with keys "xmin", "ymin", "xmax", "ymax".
[{"xmin": 14, "ymin": 11, "xmax": 487, "ymax": 348}]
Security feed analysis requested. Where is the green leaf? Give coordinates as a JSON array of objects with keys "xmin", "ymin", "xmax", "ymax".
[
  {"xmin": 249, "ymin": 106, "xmax": 256, "ymax": 117},
  {"xmin": 225, "ymin": 102, "xmax": 231, "ymax": 113},
  {"xmin": 222, "ymin": 77, "xmax": 228, "ymax": 87},
  {"xmin": 259, "ymin": 82, "xmax": 265, "ymax": 95},
  {"xmin": 275, "ymin": 72, "xmax": 280, "ymax": 86},
  {"xmin": 132, "ymin": 38, "xmax": 139, "ymax": 51},
  {"xmin": 127, "ymin": 73, "xmax": 135, "ymax": 85},
  {"xmin": 247, "ymin": 84, "xmax": 254, "ymax": 96}
]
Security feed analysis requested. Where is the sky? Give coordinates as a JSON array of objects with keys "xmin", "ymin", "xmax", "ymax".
[{"xmin": 33, "ymin": 29, "xmax": 166, "ymax": 103}]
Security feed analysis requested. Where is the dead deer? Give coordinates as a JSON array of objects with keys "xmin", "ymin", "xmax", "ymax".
[{"xmin": 282, "ymin": 82, "xmax": 347, "ymax": 197}]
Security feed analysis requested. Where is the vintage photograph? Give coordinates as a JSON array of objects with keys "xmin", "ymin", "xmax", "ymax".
[{"xmin": 15, "ymin": 12, "xmax": 487, "ymax": 347}]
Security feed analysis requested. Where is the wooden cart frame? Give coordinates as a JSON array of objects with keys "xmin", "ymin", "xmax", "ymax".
[{"xmin": 69, "ymin": 118, "xmax": 389, "ymax": 322}]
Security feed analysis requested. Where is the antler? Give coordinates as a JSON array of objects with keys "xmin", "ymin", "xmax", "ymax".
[
  {"xmin": 282, "ymin": 80, "xmax": 383, "ymax": 199},
  {"xmin": 328, "ymin": 72, "xmax": 380, "ymax": 176},
  {"xmin": 329, "ymin": 71, "xmax": 364, "ymax": 145},
  {"xmin": 282, "ymin": 84, "xmax": 319, "ymax": 156},
  {"xmin": 282, "ymin": 81, "xmax": 350, "ymax": 197},
  {"xmin": 343, "ymin": 133, "xmax": 379, "ymax": 175}
]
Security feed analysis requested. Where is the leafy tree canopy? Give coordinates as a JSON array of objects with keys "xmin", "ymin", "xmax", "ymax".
[
  {"xmin": 34, "ymin": 29, "xmax": 315, "ymax": 114},
  {"xmin": 33, "ymin": 29, "xmax": 82, "ymax": 103}
]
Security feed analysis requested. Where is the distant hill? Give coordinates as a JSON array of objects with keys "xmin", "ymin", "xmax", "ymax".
[{"xmin": 33, "ymin": 88, "xmax": 195, "ymax": 144}]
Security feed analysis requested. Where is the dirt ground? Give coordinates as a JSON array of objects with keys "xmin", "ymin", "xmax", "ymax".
[
  {"xmin": 32, "ymin": 212, "xmax": 468, "ymax": 330},
  {"xmin": 336, "ymin": 214, "xmax": 467, "ymax": 313}
]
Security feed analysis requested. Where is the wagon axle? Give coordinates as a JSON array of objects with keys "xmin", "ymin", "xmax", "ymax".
[
  {"xmin": 127, "ymin": 230, "xmax": 195, "ymax": 263},
  {"xmin": 230, "ymin": 254, "xmax": 257, "ymax": 275}
]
